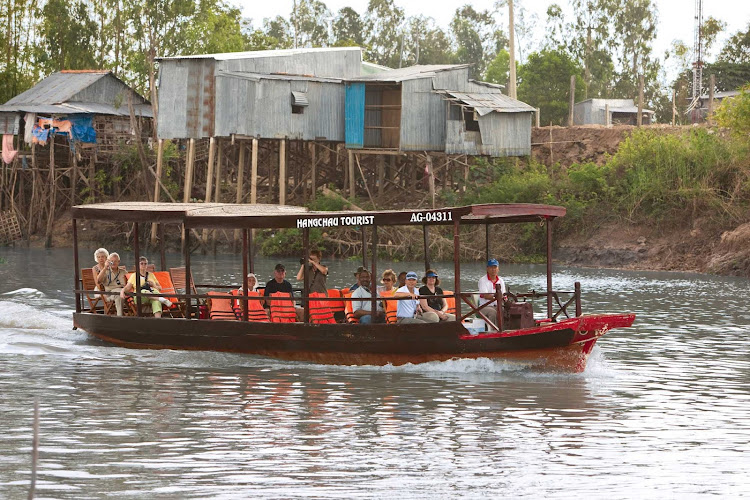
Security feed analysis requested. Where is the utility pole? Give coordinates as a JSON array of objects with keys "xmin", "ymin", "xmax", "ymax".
[{"xmin": 508, "ymin": 0, "xmax": 517, "ymax": 99}]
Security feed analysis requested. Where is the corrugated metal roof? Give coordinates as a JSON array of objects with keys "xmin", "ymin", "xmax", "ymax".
[
  {"xmin": 5, "ymin": 71, "xmax": 109, "ymax": 106},
  {"xmin": 609, "ymin": 105, "xmax": 654, "ymax": 114},
  {"xmin": 217, "ymin": 70, "xmax": 342, "ymax": 83},
  {"xmin": 700, "ymin": 90, "xmax": 740, "ymax": 100},
  {"xmin": 0, "ymin": 102, "xmax": 153, "ymax": 117},
  {"xmin": 158, "ymin": 47, "xmax": 361, "ymax": 61},
  {"xmin": 443, "ymin": 91, "xmax": 536, "ymax": 115},
  {"xmin": 350, "ymin": 64, "xmax": 471, "ymax": 82}
]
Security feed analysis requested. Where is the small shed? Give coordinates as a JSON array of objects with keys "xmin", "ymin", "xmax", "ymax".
[
  {"xmin": 574, "ymin": 98, "xmax": 654, "ymax": 126},
  {"xmin": 345, "ymin": 65, "xmax": 534, "ymax": 156},
  {"xmin": 0, "ymin": 70, "xmax": 152, "ymax": 153}
]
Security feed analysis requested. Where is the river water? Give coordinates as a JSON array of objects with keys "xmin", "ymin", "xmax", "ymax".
[{"xmin": 1, "ymin": 248, "xmax": 749, "ymax": 498}]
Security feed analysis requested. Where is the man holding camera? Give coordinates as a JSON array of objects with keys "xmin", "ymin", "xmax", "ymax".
[
  {"xmin": 120, "ymin": 256, "xmax": 171, "ymax": 317},
  {"xmin": 296, "ymin": 249, "xmax": 328, "ymax": 295}
]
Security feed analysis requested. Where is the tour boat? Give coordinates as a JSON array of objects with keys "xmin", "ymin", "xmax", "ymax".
[{"xmin": 71, "ymin": 202, "xmax": 635, "ymax": 372}]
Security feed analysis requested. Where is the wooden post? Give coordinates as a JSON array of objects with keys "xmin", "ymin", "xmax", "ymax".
[
  {"xmin": 453, "ymin": 217, "xmax": 461, "ymax": 320},
  {"xmin": 377, "ymin": 155, "xmax": 385, "ymax": 199},
  {"xmin": 214, "ymin": 139, "xmax": 223, "ymax": 203},
  {"xmin": 150, "ymin": 138, "xmax": 164, "ymax": 245},
  {"xmin": 73, "ymin": 218, "xmax": 81, "ymax": 313},
  {"xmin": 672, "ymin": 88, "xmax": 677, "ymax": 126},
  {"xmin": 279, "ymin": 139, "xmax": 286, "ymax": 205},
  {"xmin": 605, "ymin": 104, "xmax": 610, "ymax": 126},
  {"xmin": 535, "ymin": 108, "xmax": 540, "ymax": 127},
  {"xmin": 133, "ymin": 222, "xmax": 141, "ymax": 316},
  {"xmin": 202, "ymin": 137, "xmax": 216, "ymax": 246},
  {"xmin": 310, "ymin": 142, "xmax": 317, "ymax": 201},
  {"xmin": 708, "ymin": 74, "xmax": 715, "ymax": 125},
  {"xmin": 234, "ymin": 141, "xmax": 246, "ymax": 245},
  {"xmin": 88, "ymin": 154, "xmax": 95, "ymax": 203},
  {"xmin": 183, "ymin": 138, "xmax": 196, "ymax": 203},
  {"xmin": 569, "ymin": 75, "xmax": 576, "ymax": 126},
  {"xmin": 348, "ymin": 149, "xmax": 355, "ymax": 198},
  {"xmin": 45, "ymin": 135, "xmax": 55, "ymax": 248},
  {"xmin": 71, "ymin": 151, "xmax": 78, "ymax": 206},
  {"xmin": 251, "ymin": 138, "xmax": 258, "ymax": 204},
  {"xmin": 302, "ymin": 227, "xmax": 310, "ymax": 323},
  {"xmin": 423, "ymin": 225, "xmax": 430, "ymax": 271},
  {"xmin": 425, "ymin": 154, "xmax": 435, "ymax": 208},
  {"xmin": 637, "ymin": 75, "xmax": 644, "ymax": 127},
  {"xmin": 184, "ymin": 224, "xmax": 192, "ymax": 319},
  {"xmin": 242, "ymin": 228, "xmax": 249, "ymax": 321},
  {"xmin": 546, "ymin": 218, "xmax": 553, "ymax": 319},
  {"xmin": 370, "ymin": 225, "xmax": 378, "ymax": 321}
]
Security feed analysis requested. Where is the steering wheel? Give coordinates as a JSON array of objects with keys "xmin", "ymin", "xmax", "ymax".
[{"xmin": 504, "ymin": 289, "xmax": 518, "ymax": 303}]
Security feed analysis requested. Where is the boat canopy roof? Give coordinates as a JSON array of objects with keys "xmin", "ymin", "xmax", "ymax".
[{"xmin": 71, "ymin": 202, "xmax": 566, "ymax": 228}]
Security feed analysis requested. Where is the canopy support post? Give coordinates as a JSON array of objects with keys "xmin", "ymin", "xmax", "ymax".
[
  {"xmin": 159, "ymin": 223, "xmax": 166, "ymax": 271},
  {"xmin": 242, "ymin": 229, "xmax": 249, "ymax": 321},
  {"xmin": 485, "ymin": 224, "xmax": 490, "ymax": 262},
  {"xmin": 546, "ymin": 218, "xmax": 553, "ymax": 319},
  {"xmin": 453, "ymin": 217, "xmax": 461, "ymax": 320},
  {"xmin": 423, "ymin": 225, "xmax": 430, "ymax": 271},
  {"xmin": 370, "ymin": 224, "xmax": 378, "ymax": 319},
  {"xmin": 133, "ymin": 222, "xmax": 141, "ymax": 316},
  {"xmin": 185, "ymin": 224, "xmax": 192, "ymax": 319},
  {"xmin": 248, "ymin": 229, "xmax": 254, "ymax": 274},
  {"xmin": 73, "ymin": 218, "xmax": 81, "ymax": 313},
  {"xmin": 361, "ymin": 226, "xmax": 367, "ymax": 269},
  {"xmin": 302, "ymin": 227, "xmax": 310, "ymax": 323}
]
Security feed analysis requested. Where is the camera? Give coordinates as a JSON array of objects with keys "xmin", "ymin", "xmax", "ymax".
[{"xmin": 299, "ymin": 258, "xmax": 306, "ymax": 265}]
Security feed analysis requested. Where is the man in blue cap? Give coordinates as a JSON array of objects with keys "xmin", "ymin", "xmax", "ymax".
[
  {"xmin": 393, "ymin": 271, "xmax": 430, "ymax": 323},
  {"xmin": 478, "ymin": 258, "xmax": 506, "ymax": 329}
]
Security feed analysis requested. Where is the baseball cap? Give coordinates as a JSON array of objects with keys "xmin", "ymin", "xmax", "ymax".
[
  {"xmin": 405, "ymin": 271, "xmax": 418, "ymax": 280},
  {"xmin": 487, "ymin": 258, "xmax": 499, "ymax": 267},
  {"xmin": 354, "ymin": 266, "xmax": 366, "ymax": 276},
  {"xmin": 274, "ymin": 263, "xmax": 286, "ymax": 271}
]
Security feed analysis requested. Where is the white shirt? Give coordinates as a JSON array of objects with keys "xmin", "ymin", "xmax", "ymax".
[
  {"xmin": 478, "ymin": 274, "xmax": 506, "ymax": 306},
  {"xmin": 351, "ymin": 286, "xmax": 373, "ymax": 313},
  {"xmin": 395, "ymin": 285, "xmax": 419, "ymax": 318}
]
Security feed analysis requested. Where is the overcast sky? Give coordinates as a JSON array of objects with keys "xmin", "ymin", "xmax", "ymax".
[{"xmin": 237, "ymin": 0, "xmax": 749, "ymax": 82}]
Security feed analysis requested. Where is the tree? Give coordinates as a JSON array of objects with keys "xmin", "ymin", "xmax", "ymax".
[
  {"xmin": 484, "ymin": 49, "xmax": 509, "ymax": 87},
  {"xmin": 718, "ymin": 22, "xmax": 750, "ymax": 64},
  {"xmin": 402, "ymin": 16, "xmax": 455, "ymax": 66},
  {"xmin": 715, "ymin": 84, "xmax": 750, "ymax": 138},
  {"xmin": 332, "ymin": 7, "xmax": 365, "ymax": 47},
  {"xmin": 291, "ymin": 0, "xmax": 331, "ymax": 48},
  {"xmin": 37, "ymin": 0, "xmax": 98, "ymax": 73},
  {"xmin": 450, "ymin": 5, "xmax": 496, "ymax": 79},
  {"xmin": 517, "ymin": 49, "xmax": 584, "ymax": 125},
  {"xmin": 262, "ymin": 15, "xmax": 294, "ymax": 50},
  {"xmin": 363, "ymin": 0, "xmax": 404, "ymax": 67}
]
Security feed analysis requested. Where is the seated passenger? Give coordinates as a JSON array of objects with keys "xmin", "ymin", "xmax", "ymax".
[
  {"xmin": 478, "ymin": 258, "xmax": 507, "ymax": 329},
  {"xmin": 350, "ymin": 270, "xmax": 383, "ymax": 324},
  {"xmin": 396, "ymin": 271, "xmax": 407, "ymax": 289},
  {"xmin": 120, "ymin": 256, "xmax": 171, "ymax": 317},
  {"xmin": 393, "ymin": 271, "xmax": 430, "ymax": 323},
  {"xmin": 349, "ymin": 266, "xmax": 366, "ymax": 292},
  {"xmin": 92, "ymin": 247, "xmax": 109, "ymax": 298},
  {"xmin": 96, "ymin": 251, "xmax": 125, "ymax": 316},
  {"xmin": 418, "ymin": 269, "xmax": 455, "ymax": 322},
  {"xmin": 264, "ymin": 263, "xmax": 304, "ymax": 321},
  {"xmin": 379, "ymin": 269, "xmax": 397, "ymax": 323},
  {"xmin": 237, "ymin": 273, "xmax": 259, "ymax": 293}
]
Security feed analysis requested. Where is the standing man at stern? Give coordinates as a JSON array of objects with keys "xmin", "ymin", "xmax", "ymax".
[{"xmin": 478, "ymin": 258, "xmax": 506, "ymax": 329}]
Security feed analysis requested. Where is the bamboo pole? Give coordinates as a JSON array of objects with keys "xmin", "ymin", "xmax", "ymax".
[
  {"xmin": 279, "ymin": 139, "xmax": 286, "ymax": 205},
  {"xmin": 150, "ymin": 138, "xmax": 164, "ymax": 245},
  {"xmin": 310, "ymin": 142, "xmax": 317, "ymax": 200},
  {"xmin": 568, "ymin": 75, "xmax": 576, "ymax": 126},
  {"xmin": 251, "ymin": 138, "xmax": 258, "ymax": 204},
  {"xmin": 234, "ymin": 141, "xmax": 246, "ymax": 245},
  {"xmin": 45, "ymin": 135, "xmax": 55, "ymax": 248},
  {"xmin": 348, "ymin": 149, "xmax": 355, "ymax": 198}
]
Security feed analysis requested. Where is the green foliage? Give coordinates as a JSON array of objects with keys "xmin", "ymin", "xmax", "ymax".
[
  {"xmin": 306, "ymin": 193, "xmax": 348, "ymax": 212},
  {"xmin": 256, "ymin": 228, "xmax": 324, "ymax": 256},
  {"xmin": 715, "ymin": 85, "xmax": 750, "ymax": 138},
  {"xmin": 484, "ymin": 49, "xmax": 510, "ymax": 87},
  {"xmin": 719, "ymin": 22, "xmax": 750, "ymax": 63},
  {"xmin": 518, "ymin": 49, "xmax": 584, "ymax": 125}
]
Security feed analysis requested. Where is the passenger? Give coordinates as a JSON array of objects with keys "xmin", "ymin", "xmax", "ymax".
[
  {"xmin": 378, "ymin": 269, "xmax": 397, "ymax": 319},
  {"xmin": 237, "ymin": 273, "xmax": 259, "ymax": 293},
  {"xmin": 396, "ymin": 271, "xmax": 407, "ymax": 289},
  {"xmin": 264, "ymin": 263, "xmax": 304, "ymax": 321},
  {"xmin": 350, "ymin": 270, "xmax": 383, "ymax": 324},
  {"xmin": 393, "ymin": 271, "xmax": 429, "ymax": 323},
  {"xmin": 418, "ymin": 269, "xmax": 455, "ymax": 322},
  {"xmin": 478, "ymin": 258, "xmax": 507, "ymax": 329},
  {"xmin": 92, "ymin": 247, "xmax": 109, "ymax": 277},
  {"xmin": 349, "ymin": 266, "xmax": 366, "ymax": 292},
  {"xmin": 296, "ymin": 249, "xmax": 328, "ymax": 295},
  {"xmin": 96, "ymin": 252, "xmax": 125, "ymax": 316},
  {"xmin": 120, "ymin": 256, "xmax": 171, "ymax": 317}
]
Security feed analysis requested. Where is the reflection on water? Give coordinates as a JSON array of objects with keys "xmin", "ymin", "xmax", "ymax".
[{"xmin": 1, "ymin": 248, "xmax": 749, "ymax": 497}]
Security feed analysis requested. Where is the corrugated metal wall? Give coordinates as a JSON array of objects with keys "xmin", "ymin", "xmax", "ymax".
[
  {"xmin": 217, "ymin": 50, "xmax": 360, "ymax": 79},
  {"xmin": 157, "ymin": 59, "xmax": 215, "ymax": 139},
  {"xmin": 400, "ymin": 78, "xmax": 446, "ymax": 151},
  {"xmin": 477, "ymin": 112, "xmax": 532, "ymax": 156},
  {"xmin": 0, "ymin": 113, "xmax": 19, "ymax": 135}
]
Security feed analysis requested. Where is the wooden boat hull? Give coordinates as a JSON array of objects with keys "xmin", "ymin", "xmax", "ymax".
[{"xmin": 73, "ymin": 313, "xmax": 635, "ymax": 372}]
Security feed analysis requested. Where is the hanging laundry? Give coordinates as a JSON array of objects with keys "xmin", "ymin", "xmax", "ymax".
[
  {"xmin": 68, "ymin": 115, "xmax": 96, "ymax": 144},
  {"xmin": 2, "ymin": 134, "xmax": 18, "ymax": 164},
  {"xmin": 31, "ymin": 124, "xmax": 49, "ymax": 146},
  {"xmin": 24, "ymin": 113, "xmax": 36, "ymax": 144},
  {"xmin": 51, "ymin": 118, "xmax": 73, "ymax": 134}
]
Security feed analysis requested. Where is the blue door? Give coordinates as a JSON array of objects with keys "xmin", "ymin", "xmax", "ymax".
[{"xmin": 345, "ymin": 83, "xmax": 365, "ymax": 149}]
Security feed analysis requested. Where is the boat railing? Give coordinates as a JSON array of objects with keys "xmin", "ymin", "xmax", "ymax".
[{"xmin": 74, "ymin": 282, "xmax": 583, "ymax": 331}]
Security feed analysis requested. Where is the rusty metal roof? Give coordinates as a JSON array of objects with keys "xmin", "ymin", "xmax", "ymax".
[{"xmin": 443, "ymin": 91, "xmax": 536, "ymax": 115}]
